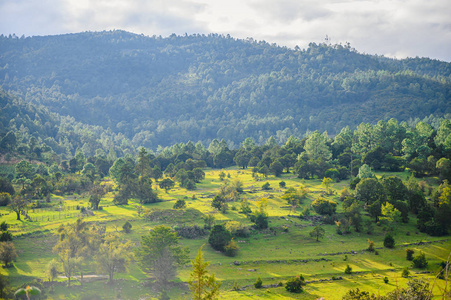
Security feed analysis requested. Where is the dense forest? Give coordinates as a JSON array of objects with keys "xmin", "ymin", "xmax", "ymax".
[{"xmin": 0, "ymin": 31, "xmax": 450, "ymax": 155}]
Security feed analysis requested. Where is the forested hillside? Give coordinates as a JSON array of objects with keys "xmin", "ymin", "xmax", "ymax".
[{"xmin": 0, "ymin": 30, "xmax": 450, "ymax": 153}]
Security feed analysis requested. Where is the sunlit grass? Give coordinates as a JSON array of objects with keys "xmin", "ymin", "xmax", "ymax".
[{"xmin": 1, "ymin": 167, "xmax": 450, "ymax": 299}]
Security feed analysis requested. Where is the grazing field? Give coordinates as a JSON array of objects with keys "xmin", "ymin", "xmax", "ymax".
[{"xmin": 1, "ymin": 167, "xmax": 450, "ymax": 299}]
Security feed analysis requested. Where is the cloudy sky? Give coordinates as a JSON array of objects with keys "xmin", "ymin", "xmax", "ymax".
[{"xmin": 1, "ymin": 0, "xmax": 450, "ymax": 61}]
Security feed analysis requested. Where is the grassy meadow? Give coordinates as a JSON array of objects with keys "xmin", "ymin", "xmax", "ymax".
[{"xmin": 1, "ymin": 167, "xmax": 450, "ymax": 299}]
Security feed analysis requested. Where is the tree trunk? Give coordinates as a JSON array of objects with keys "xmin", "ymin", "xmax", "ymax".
[{"xmin": 16, "ymin": 211, "xmax": 21, "ymax": 221}]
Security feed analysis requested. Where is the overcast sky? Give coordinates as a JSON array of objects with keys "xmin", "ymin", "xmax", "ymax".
[{"xmin": 1, "ymin": 0, "xmax": 450, "ymax": 61}]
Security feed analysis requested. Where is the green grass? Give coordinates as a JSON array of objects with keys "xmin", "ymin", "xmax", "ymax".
[{"xmin": 1, "ymin": 167, "xmax": 450, "ymax": 299}]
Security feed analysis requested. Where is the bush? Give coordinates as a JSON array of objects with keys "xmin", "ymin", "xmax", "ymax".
[
  {"xmin": 367, "ymin": 239, "xmax": 375, "ymax": 252},
  {"xmin": 253, "ymin": 213, "xmax": 268, "ymax": 230},
  {"xmin": 262, "ymin": 182, "xmax": 271, "ymax": 190},
  {"xmin": 401, "ymin": 268, "xmax": 410, "ymax": 278},
  {"xmin": 254, "ymin": 277, "xmax": 262, "ymax": 289},
  {"xmin": 173, "ymin": 199, "xmax": 186, "ymax": 209},
  {"xmin": 383, "ymin": 277, "xmax": 389, "ymax": 284},
  {"xmin": 412, "ymin": 252, "xmax": 428, "ymax": 269},
  {"xmin": 383, "ymin": 234, "xmax": 395, "ymax": 248},
  {"xmin": 122, "ymin": 221, "xmax": 132, "ymax": 233},
  {"xmin": 406, "ymin": 249, "xmax": 414, "ymax": 261},
  {"xmin": 285, "ymin": 275, "xmax": 305, "ymax": 293},
  {"xmin": 344, "ymin": 264, "xmax": 352, "ymax": 274},
  {"xmin": 279, "ymin": 181, "xmax": 286, "ymax": 188},
  {"xmin": 0, "ymin": 231, "xmax": 12, "ymax": 242},
  {"xmin": 208, "ymin": 225, "xmax": 232, "ymax": 252},
  {"xmin": 311, "ymin": 197, "xmax": 337, "ymax": 215},
  {"xmin": 224, "ymin": 239, "xmax": 239, "ymax": 257},
  {"xmin": 0, "ymin": 192, "xmax": 11, "ymax": 206}
]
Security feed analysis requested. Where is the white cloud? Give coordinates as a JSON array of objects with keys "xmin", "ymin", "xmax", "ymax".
[{"xmin": 0, "ymin": 0, "xmax": 450, "ymax": 61}]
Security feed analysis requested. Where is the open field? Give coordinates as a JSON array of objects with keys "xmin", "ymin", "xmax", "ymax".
[{"xmin": 1, "ymin": 167, "xmax": 450, "ymax": 299}]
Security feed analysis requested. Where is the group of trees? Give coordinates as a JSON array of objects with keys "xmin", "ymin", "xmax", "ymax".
[{"xmin": 1, "ymin": 31, "xmax": 450, "ymax": 156}]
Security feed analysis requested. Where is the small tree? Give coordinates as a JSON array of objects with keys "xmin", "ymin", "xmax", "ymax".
[
  {"xmin": 159, "ymin": 178, "xmax": 175, "ymax": 193},
  {"xmin": 406, "ymin": 249, "xmax": 414, "ymax": 261},
  {"xmin": 309, "ymin": 225, "xmax": 325, "ymax": 242},
  {"xmin": 189, "ymin": 247, "xmax": 221, "ymax": 300},
  {"xmin": 224, "ymin": 239, "xmax": 239, "ymax": 257},
  {"xmin": 412, "ymin": 252, "xmax": 428, "ymax": 269},
  {"xmin": 254, "ymin": 277, "xmax": 262, "ymax": 289},
  {"xmin": 367, "ymin": 239, "xmax": 375, "ymax": 252},
  {"xmin": 46, "ymin": 259, "xmax": 59, "ymax": 283},
  {"xmin": 401, "ymin": 268, "xmax": 410, "ymax": 278},
  {"xmin": 8, "ymin": 195, "xmax": 28, "ymax": 221},
  {"xmin": 122, "ymin": 221, "xmax": 132, "ymax": 233},
  {"xmin": 262, "ymin": 182, "xmax": 271, "ymax": 190},
  {"xmin": 285, "ymin": 274, "xmax": 305, "ymax": 293},
  {"xmin": 0, "ymin": 242, "xmax": 17, "ymax": 267},
  {"xmin": 279, "ymin": 181, "xmax": 286, "ymax": 188},
  {"xmin": 344, "ymin": 264, "xmax": 352, "ymax": 274},
  {"xmin": 173, "ymin": 199, "xmax": 186, "ymax": 209},
  {"xmin": 383, "ymin": 233, "xmax": 395, "ymax": 248},
  {"xmin": 208, "ymin": 225, "xmax": 232, "ymax": 252}
]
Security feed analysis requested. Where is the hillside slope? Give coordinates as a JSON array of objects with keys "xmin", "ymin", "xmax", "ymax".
[{"xmin": 1, "ymin": 30, "xmax": 450, "ymax": 149}]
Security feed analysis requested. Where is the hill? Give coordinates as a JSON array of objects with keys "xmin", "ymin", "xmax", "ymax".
[{"xmin": 0, "ymin": 30, "xmax": 450, "ymax": 151}]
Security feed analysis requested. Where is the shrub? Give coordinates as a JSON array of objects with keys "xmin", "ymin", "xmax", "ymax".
[
  {"xmin": 173, "ymin": 199, "xmax": 186, "ymax": 209},
  {"xmin": 0, "ymin": 192, "xmax": 11, "ymax": 206},
  {"xmin": 383, "ymin": 277, "xmax": 389, "ymax": 284},
  {"xmin": 224, "ymin": 239, "xmax": 239, "ymax": 257},
  {"xmin": 262, "ymin": 182, "xmax": 271, "ymax": 190},
  {"xmin": 279, "ymin": 181, "xmax": 286, "ymax": 188},
  {"xmin": 208, "ymin": 225, "xmax": 232, "ymax": 252},
  {"xmin": 311, "ymin": 197, "xmax": 337, "ymax": 215},
  {"xmin": 122, "ymin": 221, "xmax": 132, "ymax": 233},
  {"xmin": 406, "ymin": 249, "xmax": 414, "ymax": 261},
  {"xmin": 0, "ymin": 231, "xmax": 12, "ymax": 242},
  {"xmin": 401, "ymin": 268, "xmax": 410, "ymax": 278},
  {"xmin": 344, "ymin": 264, "xmax": 352, "ymax": 274},
  {"xmin": 285, "ymin": 274, "xmax": 305, "ymax": 293},
  {"xmin": 367, "ymin": 239, "xmax": 375, "ymax": 252},
  {"xmin": 253, "ymin": 213, "xmax": 269, "ymax": 229},
  {"xmin": 383, "ymin": 233, "xmax": 395, "ymax": 248},
  {"xmin": 174, "ymin": 225, "xmax": 207, "ymax": 239},
  {"xmin": 254, "ymin": 277, "xmax": 262, "ymax": 289},
  {"xmin": 412, "ymin": 252, "xmax": 428, "ymax": 269}
]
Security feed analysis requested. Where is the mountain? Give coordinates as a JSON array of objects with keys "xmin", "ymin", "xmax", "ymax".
[{"xmin": 0, "ymin": 30, "xmax": 450, "ymax": 153}]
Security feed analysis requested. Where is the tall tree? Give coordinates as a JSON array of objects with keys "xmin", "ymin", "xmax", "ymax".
[
  {"xmin": 96, "ymin": 233, "xmax": 133, "ymax": 284},
  {"xmin": 136, "ymin": 225, "xmax": 189, "ymax": 288}
]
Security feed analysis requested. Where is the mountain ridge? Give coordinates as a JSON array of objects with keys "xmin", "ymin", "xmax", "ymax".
[{"xmin": 0, "ymin": 30, "xmax": 450, "ymax": 152}]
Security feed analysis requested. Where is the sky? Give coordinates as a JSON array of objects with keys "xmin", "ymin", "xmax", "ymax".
[{"xmin": 1, "ymin": 0, "xmax": 450, "ymax": 62}]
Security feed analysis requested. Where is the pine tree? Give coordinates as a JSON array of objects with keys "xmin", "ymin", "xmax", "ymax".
[{"xmin": 189, "ymin": 247, "xmax": 221, "ymax": 300}]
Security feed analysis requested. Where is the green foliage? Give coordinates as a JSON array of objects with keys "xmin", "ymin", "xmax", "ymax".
[
  {"xmin": 344, "ymin": 264, "xmax": 352, "ymax": 274},
  {"xmin": 0, "ymin": 242, "xmax": 17, "ymax": 267},
  {"xmin": 189, "ymin": 247, "xmax": 221, "ymax": 300},
  {"xmin": 261, "ymin": 182, "xmax": 271, "ymax": 190},
  {"xmin": 311, "ymin": 197, "xmax": 337, "ymax": 215},
  {"xmin": 309, "ymin": 225, "xmax": 325, "ymax": 242},
  {"xmin": 122, "ymin": 221, "xmax": 132, "ymax": 233},
  {"xmin": 401, "ymin": 268, "xmax": 410, "ymax": 278},
  {"xmin": 406, "ymin": 248, "xmax": 414, "ymax": 261},
  {"xmin": 208, "ymin": 225, "xmax": 232, "ymax": 252},
  {"xmin": 412, "ymin": 252, "xmax": 428, "ymax": 269},
  {"xmin": 285, "ymin": 274, "xmax": 305, "ymax": 293},
  {"xmin": 135, "ymin": 225, "xmax": 189, "ymax": 286},
  {"xmin": 383, "ymin": 276, "xmax": 389, "ymax": 284},
  {"xmin": 224, "ymin": 239, "xmax": 239, "ymax": 257},
  {"xmin": 173, "ymin": 199, "xmax": 187, "ymax": 209},
  {"xmin": 383, "ymin": 233, "xmax": 395, "ymax": 248},
  {"xmin": 254, "ymin": 277, "xmax": 263, "ymax": 289}
]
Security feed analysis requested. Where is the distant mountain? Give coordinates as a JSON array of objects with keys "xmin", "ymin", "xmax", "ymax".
[{"xmin": 1, "ymin": 30, "xmax": 450, "ymax": 151}]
